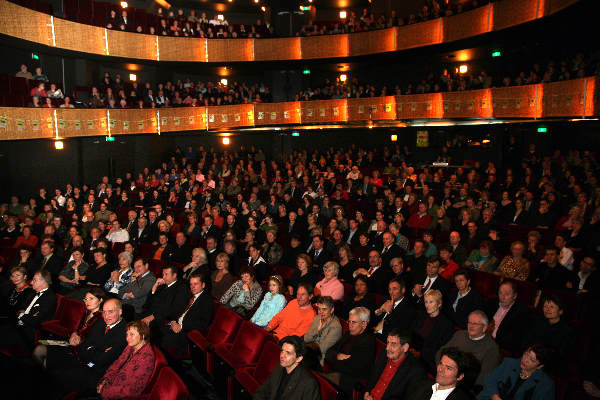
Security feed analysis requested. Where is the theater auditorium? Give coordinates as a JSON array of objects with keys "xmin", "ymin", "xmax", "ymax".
[{"xmin": 0, "ymin": 0, "xmax": 598, "ymax": 399}]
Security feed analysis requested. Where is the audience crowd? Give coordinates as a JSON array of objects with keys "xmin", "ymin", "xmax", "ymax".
[{"xmin": 0, "ymin": 139, "xmax": 599, "ymax": 399}]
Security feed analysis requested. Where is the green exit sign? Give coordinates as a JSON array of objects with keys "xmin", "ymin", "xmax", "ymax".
[
  {"xmin": 491, "ymin": 51, "xmax": 501, "ymax": 57},
  {"xmin": 302, "ymin": 69, "xmax": 311, "ymax": 75},
  {"xmin": 106, "ymin": 136, "xmax": 115, "ymax": 142},
  {"xmin": 300, "ymin": 6, "xmax": 311, "ymax": 11},
  {"xmin": 292, "ymin": 131, "xmax": 300, "ymax": 137},
  {"xmin": 537, "ymin": 127, "xmax": 547, "ymax": 133}
]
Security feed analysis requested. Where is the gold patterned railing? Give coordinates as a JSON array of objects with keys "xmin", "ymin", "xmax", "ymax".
[
  {"xmin": 0, "ymin": 0, "xmax": 579, "ymax": 62},
  {"xmin": 0, "ymin": 78, "xmax": 596, "ymax": 140}
]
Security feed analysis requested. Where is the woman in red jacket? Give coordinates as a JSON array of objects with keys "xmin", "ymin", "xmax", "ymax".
[{"xmin": 97, "ymin": 320, "xmax": 155, "ymax": 399}]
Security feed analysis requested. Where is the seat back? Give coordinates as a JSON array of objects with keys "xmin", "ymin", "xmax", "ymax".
[
  {"xmin": 142, "ymin": 345, "xmax": 169, "ymax": 394},
  {"xmin": 55, "ymin": 297, "xmax": 86, "ymax": 333},
  {"xmin": 206, "ymin": 306, "xmax": 242, "ymax": 346},
  {"xmin": 148, "ymin": 367, "xmax": 189, "ymax": 400},
  {"xmin": 229, "ymin": 321, "xmax": 268, "ymax": 366},
  {"xmin": 375, "ymin": 338, "xmax": 386, "ymax": 362},
  {"xmin": 311, "ymin": 370, "xmax": 339, "ymax": 400},
  {"xmin": 53, "ymin": 294, "xmax": 64, "ymax": 320},
  {"xmin": 252, "ymin": 340, "xmax": 281, "ymax": 386}
]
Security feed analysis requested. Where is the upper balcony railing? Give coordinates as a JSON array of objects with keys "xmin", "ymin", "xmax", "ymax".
[
  {"xmin": 0, "ymin": 0, "xmax": 579, "ymax": 62},
  {"xmin": 0, "ymin": 77, "xmax": 596, "ymax": 141}
]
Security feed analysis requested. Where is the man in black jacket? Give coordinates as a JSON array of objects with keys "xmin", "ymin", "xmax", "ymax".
[
  {"xmin": 409, "ymin": 347, "xmax": 474, "ymax": 400},
  {"xmin": 47, "ymin": 298, "xmax": 127, "ymax": 396},
  {"xmin": 373, "ymin": 278, "xmax": 416, "ymax": 338},
  {"xmin": 141, "ymin": 265, "xmax": 188, "ymax": 333},
  {"xmin": 254, "ymin": 335, "xmax": 320, "ymax": 400},
  {"xmin": 483, "ymin": 281, "xmax": 530, "ymax": 353},
  {"xmin": 159, "ymin": 272, "xmax": 213, "ymax": 353},
  {"xmin": 364, "ymin": 328, "xmax": 425, "ymax": 400},
  {"xmin": 324, "ymin": 306, "xmax": 376, "ymax": 395},
  {"xmin": 0, "ymin": 270, "xmax": 57, "ymax": 351},
  {"xmin": 446, "ymin": 269, "xmax": 483, "ymax": 329}
]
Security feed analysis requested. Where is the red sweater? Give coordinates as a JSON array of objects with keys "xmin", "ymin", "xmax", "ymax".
[{"xmin": 100, "ymin": 342, "xmax": 155, "ymax": 399}]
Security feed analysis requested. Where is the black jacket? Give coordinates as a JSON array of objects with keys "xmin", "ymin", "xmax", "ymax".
[
  {"xmin": 325, "ymin": 330, "xmax": 376, "ymax": 395},
  {"xmin": 377, "ymin": 297, "xmax": 416, "ymax": 338},
  {"xmin": 254, "ymin": 364, "xmax": 320, "ymax": 400},
  {"xmin": 365, "ymin": 352, "xmax": 426, "ymax": 400},
  {"xmin": 412, "ymin": 312, "xmax": 454, "ymax": 366},
  {"xmin": 446, "ymin": 288, "xmax": 484, "ymax": 329},
  {"xmin": 143, "ymin": 279, "xmax": 188, "ymax": 326},
  {"xmin": 483, "ymin": 299, "xmax": 530, "ymax": 353}
]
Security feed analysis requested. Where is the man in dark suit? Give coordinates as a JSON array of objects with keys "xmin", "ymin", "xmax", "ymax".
[
  {"xmin": 380, "ymin": 231, "xmax": 405, "ymax": 272},
  {"xmin": 364, "ymin": 328, "xmax": 426, "ymax": 400},
  {"xmin": 577, "ymin": 256, "xmax": 599, "ymax": 298},
  {"xmin": 412, "ymin": 256, "xmax": 451, "ymax": 307},
  {"xmin": 34, "ymin": 241, "xmax": 63, "ymax": 285},
  {"xmin": 169, "ymin": 232, "xmax": 193, "ymax": 264},
  {"xmin": 205, "ymin": 236, "xmax": 220, "ymax": 270},
  {"xmin": 141, "ymin": 265, "xmax": 188, "ymax": 332},
  {"xmin": 324, "ymin": 306, "xmax": 376, "ymax": 396},
  {"xmin": 200, "ymin": 215, "xmax": 221, "ymax": 241},
  {"xmin": 483, "ymin": 281, "xmax": 530, "ymax": 353},
  {"xmin": 308, "ymin": 235, "xmax": 331, "ymax": 269},
  {"xmin": 124, "ymin": 209, "xmax": 138, "ymax": 235},
  {"xmin": 345, "ymin": 219, "xmax": 362, "ymax": 247},
  {"xmin": 132, "ymin": 216, "xmax": 153, "ymax": 244},
  {"xmin": 353, "ymin": 250, "xmax": 392, "ymax": 296},
  {"xmin": 408, "ymin": 347, "xmax": 474, "ymax": 400},
  {"xmin": 446, "ymin": 269, "xmax": 483, "ymax": 329},
  {"xmin": 47, "ymin": 298, "xmax": 127, "ymax": 396},
  {"xmin": 390, "ymin": 256, "xmax": 414, "ymax": 293},
  {"xmin": 159, "ymin": 271, "xmax": 213, "ymax": 353},
  {"xmin": 373, "ymin": 278, "xmax": 415, "ymax": 338},
  {"xmin": 254, "ymin": 335, "xmax": 320, "ymax": 400},
  {"xmin": 0, "ymin": 270, "xmax": 57, "ymax": 351},
  {"xmin": 448, "ymin": 231, "xmax": 468, "ymax": 267}
]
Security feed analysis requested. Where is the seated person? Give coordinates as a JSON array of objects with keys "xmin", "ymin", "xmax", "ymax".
[
  {"xmin": 97, "ymin": 320, "xmax": 155, "ymax": 399},
  {"xmin": 412, "ymin": 289, "xmax": 454, "ymax": 368},
  {"xmin": 152, "ymin": 232, "xmax": 174, "ymax": 261},
  {"xmin": 340, "ymin": 275, "xmax": 377, "ymax": 318},
  {"xmin": 250, "ymin": 274, "xmax": 287, "ymax": 328},
  {"xmin": 303, "ymin": 296, "xmax": 342, "ymax": 370},
  {"xmin": 484, "ymin": 281, "xmax": 530, "ymax": 353},
  {"xmin": 477, "ymin": 344, "xmax": 555, "ymax": 400},
  {"xmin": 522, "ymin": 294, "xmax": 574, "ymax": 370},
  {"xmin": 324, "ymin": 306, "xmax": 376, "ymax": 396},
  {"xmin": 438, "ymin": 245, "xmax": 459, "ymax": 281},
  {"xmin": 577, "ymin": 255, "xmax": 598, "ymax": 297},
  {"xmin": 314, "ymin": 261, "xmax": 344, "ymax": 301},
  {"xmin": 34, "ymin": 288, "xmax": 105, "ymax": 368},
  {"xmin": 410, "ymin": 347, "xmax": 477, "ymax": 400},
  {"xmin": 287, "ymin": 254, "xmax": 319, "ymax": 296},
  {"xmin": 464, "ymin": 240, "xmax": 499, "ymax": 272},
  {"xmin": 446, "ymin": 269, "xmax": 483, "ymax": 329},
  {"xmin": 104, "ymin": 251, "xmax": 133, "ymax": 295},
  {"xmin": 364, "ymin": 328, "xmax": 426, "ymax": 400},
  {"xmin": 210, "ymin": 252, "xmax": 235, "ymax": 300},
  {"xmin": 159, "ymin": 272, "xmax": 213, "ymax": 354},
  {"xmin": 496, "ymin": 241, "xmax": 530, "ymax": 281},
  {"xmin": 247, "ymin": 244, "xmax": 268, "ymax": 283},
  {"xmin": 4, "ymin": 266, "xmax": 34, "ymax": 319},
  {"xmin": 266, "ymin": 282, "xmax": 316, "ymax": 340},
  {"xmin": 531, "ymin": 247, "xmax": 577, "ymax": 291},
  {"xmin": 78, "ymin": 248, "xmax": 114, "ymax": 292},
  {"xmin": 412, "ymin": 256, "xmax": 451, "ymax": 306},
  {"xmin": 254, "ymin": 335, "xmax": 320, "ymax": 399},
  {"xmin": 0, "ymin": 270, "xmax": 57, "ymax": 352},
  {"xmin": 437, "ymin": 310, "xmax": 501, "ymax": 387},
  {"xmin": 374, "ymin": 278, "xmax": 416, "ymax": 338},
  {"xmin": 118, "ymin": 258, "xmax": 157, "ymax": 316},
  {"xmin": 353, "ymin": 250, "xmax": 392, "ymax": 296},
  {"xmin": 220, "ymin": 266, "xmax": 263, "ymax": 316},
  {"xmin": 181, "ymin": 247, "xmax": 210, "ymax": 281},
  {"xmin": 46, "ymin": 299, "xmax": 127, "ymax": 397},
  {"xmin": 140, "ymin": 265, "xmax": 188, "ymax": 329}
]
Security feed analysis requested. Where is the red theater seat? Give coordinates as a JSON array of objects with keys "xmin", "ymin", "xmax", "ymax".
[
  {"xmin": 187, "ymin": 305, "xmax": 242, "ymax": 374},
  {"xmin": 214, "ymin": 320, "xmax": 267, "ymax": 369},
  {"xmin": 147, "ymin": 367, "xmax": 189, "ymax": 400},
  {"xmin": 41, "ymin": 296, "xmax": 86, "ymax": 338},
  {"xmin": 233, "ymin": 339, "xmax": 280, "ymax": 396},
  {"xmin": 311, "ymin": 370, "xmax": 339, "ymax": 400}
]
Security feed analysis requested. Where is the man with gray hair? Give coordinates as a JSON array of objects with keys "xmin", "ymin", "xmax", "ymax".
[
  {"xmin": 324, "ymin": 306, "xmax": 376, "ymax": 396},
  {"xmin": 436, "ymin": 310, "xmax": 501, "ymax": 386}
]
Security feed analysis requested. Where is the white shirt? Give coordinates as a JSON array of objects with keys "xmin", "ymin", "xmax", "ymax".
[
  {"xmin": 429, "ymin": 383, "xmax": 456, "ymax": 400},
  {"xmin": 19, "ymin": 288, "xmax": 48, "ymax": 319}
]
